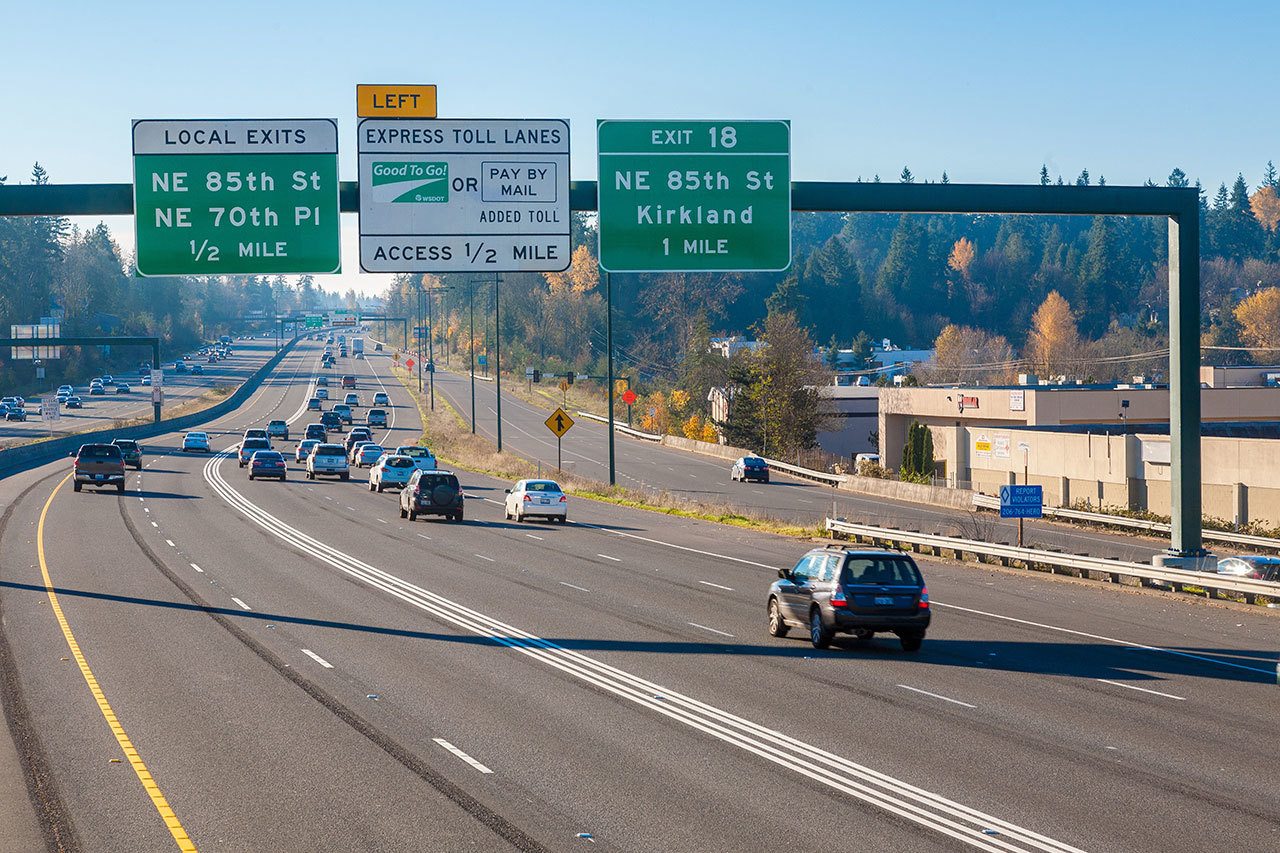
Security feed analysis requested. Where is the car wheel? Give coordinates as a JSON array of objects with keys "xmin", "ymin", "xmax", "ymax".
[
  {"xmin": 767, "ymin": 598, "xmax": 789, "ymax": 637},
  {"xmin": 135, "ymin": 463, "xmax": 142, "ymax": 470},
  {"xmin": 116, "ymin": 483, "xmax": 125, "ymax": 493},
  {"xmin": 809, "ymin": 608, "xmax": 833, "ymax": 649},
  {"xmin": 763, "ymin": 476, "xmax": 769, "ymax": 484},
  {"xmin": 238, "ymin": 461, "xmax": 245, "ymax": 468},
  {"xmin": 341, "ymin": 473, "xmax": 349, "ymax": 481},
  {"xmin": 399, "ymin": 506, "xmax": 407, "ymax": 519},
  {"xmin": 558, "ymin": 516, "xmax": 567, "ymax": 524},
  {"xmin": 408, "ymin": 509, "xmax": 417, "ymax": 521},
  {"xmin": 376, "ymin": 483, "xmax": 384, "ymax": 493},
  {"xmin": 248, "ymin": 473, "xmax": 254, "ymax": 480},
  {"xmin": 454, "ymin": 512, "xmax": 464, "ymax": 523},
  {"xmin": 73, "ymin": 482, "xmax": 82, "ymax": 493},
  {"xmin": 515, "ymin": 511, "xmax": 523, "ymax": 522},
  {"xmin": 898, "ymin": 631, "xmax": 925, "ymax": 653}
]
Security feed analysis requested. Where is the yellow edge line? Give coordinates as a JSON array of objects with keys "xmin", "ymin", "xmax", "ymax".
[{"xmin": 37, "ymin": 472, "xmax": 197, "ymax": 852}]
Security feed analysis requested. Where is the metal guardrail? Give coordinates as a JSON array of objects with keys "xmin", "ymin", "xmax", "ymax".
[
  {"xmin": 971, "ymin": 493, "xmax": 1280, "ymax": 553},
  {"xmin": 824, "ymin": 517, "xmax": 1280, "ymax": 601},
  {"xmin": 575, "ymin": 410, "xmax": 663, "ymax": 442}
]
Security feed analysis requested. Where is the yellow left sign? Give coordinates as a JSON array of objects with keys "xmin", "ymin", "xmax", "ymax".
[{"xmin": 356, "ymin": 84, "xmax": 438, "ymax": 118}]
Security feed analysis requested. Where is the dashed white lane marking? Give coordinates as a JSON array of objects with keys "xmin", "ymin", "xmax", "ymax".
[
  {"xmin": 139, "ymin": 497, "xmax": 144, "ymax": 502},
  {"xmin": 1096, "ymin": 679, "xmax": 1186, "ymax": 701},
  {"xmin": 165, "ymin": 539, "xmax": 175, "ymax": 547},
  {"xmin": 688, "ymin": 622, "xmax": 735, "ymax": 638},
  {"xmin": 525, "ymin": 534, "xmax": 544, "ymax": 541},
  {"xmin": 417, "ymin": 533, "xmax": 431, "ymax": 540},
  {"xmin": 190, "ymin": 563, "xmax": 204, "ymax": 573},
  {"xmin": 376, "ymin": 518, "xmax": 388, "ymax": 524},
  {"xmin": 559, "ymin": 581, "xmax": 591, "ymax": 593},
  {"xmin": 144, "ymin": 508, "xmax": 150, "ymax": 513},
  {"xmin": 302, "ymin": 649, "xmax": 334, "ymax": 669},
  {"xmin": 698, "ymin": 580, "xmax": 735, "ymax": 591},
  {"xmin": 346, "ymin": 506, "xmax": 356, "ymax": 512},
  {"xmin": 432, "ymin": 738, "xmax": 492, "ymax": 774},
  {"xmin": 324, "ymin": 496, "xmax": 332, "ymax": 501},
  {"xmin": 897, "ymin": 685, "xmax": 977, "ymax": 709},
  {"xmin": 596, "ymin": 554, "xmax": 622, "ymax": 562},
  {"xmin": 150, "ymin": 521, "xmax": 158, "ymax": 528},
  {"xmin": 231, "ymin": 597, "xmax": 251, "ymax": 611},
  {"xmin": 475, "ymin": 554, "xmax": 496, "ymax": 562}
]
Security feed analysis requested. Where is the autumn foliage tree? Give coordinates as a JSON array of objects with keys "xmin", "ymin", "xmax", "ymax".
[
  {"xmin": 1025, "ymin": 291, "xmax": 1083, "ymax": 378},
  {"xmin": 925, "ymin": 323, "xmax": 1015, "ymax": 384},
  {"xmin": 1252, "ymin": 186, "xmax": 1280, "ymax": 234},
  {"xmin": 947, "ymin": 237, "xmax": 976, "ymax": 277},
  {"xmin": 1234, "ymin": 287, "xmax": 1280, "ymax": 353}
]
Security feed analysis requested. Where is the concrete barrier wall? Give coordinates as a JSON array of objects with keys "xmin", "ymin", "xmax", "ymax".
[
  {"xmin": 834, "ymin": 476, "xmax": 976, "ymax": 511},
  {"xmin": 0, "ymin": 338, "xmax": 299, "ymax": 481},
  {"xmin": 659, "ymin": 434, "xmax": 745, "ymax": 461}
]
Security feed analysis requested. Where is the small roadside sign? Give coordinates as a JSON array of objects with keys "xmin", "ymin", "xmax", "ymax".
[
  {"xmin": 151, "ymin": 369, "xmax": 164, "ymax": 388},
  {"xmin": 357, "ymin": 84, "xmax": 438, "ymax": 118},
  {"xmin": 999, "ymin": 485, "xmax": 1043, "ymax": 519},
  {"xmin": 558, "ymin": 378, "xmax": 569, "ymax": 392},
  {"xmin": 405, "ymin": 357, "xmax": 415, "ymax": 370},
  {"xmin": 621, "ymin": 389, "xmax": 637, "ymax": 406},
  {"xmin": 478, "ymin": 354, "xmax": 488, "ymax": 366},
  {"xmin": 40, "ymin": 397, "xmax": 60, "ymax": 422},
  {"xmin": 152, "ymin": 385, "xmax": 164, "ymax": 405},
  {"xmin": 545, "ymin": 407, "xmax": 574, "ymax": 439}
]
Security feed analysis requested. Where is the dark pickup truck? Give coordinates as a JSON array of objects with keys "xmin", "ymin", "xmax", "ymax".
[{"xmin": 71, "ymin": 443, "xmax": 127, "ymax": 493}]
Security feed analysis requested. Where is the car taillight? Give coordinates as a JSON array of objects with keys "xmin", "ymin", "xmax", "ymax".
[
  {"xmin": 919, "ymin": 587, "xmax": 930, "ymax": 609},
  {"xmin": 523, "ymin": 494, "xmax": 532, "ymax": 502},
  {"xmin": 559, "ymin": 495, "xmax": 567, "ymax": 502},
  {"xmin": 830, "ymin": 584, "xmax": 847, "ymax": 608}
]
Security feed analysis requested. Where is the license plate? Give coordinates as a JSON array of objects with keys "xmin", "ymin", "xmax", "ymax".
[
  {"xmin": 95, "ymin": 474, "xmax": 103, "ymax": 480},
  {"xmin": 875, "ymin": 596, "xmax": 894, "ymax": 606},
  {"xmin": 539, "ymin": 498, "xmax": 550, "ymax": 505}
]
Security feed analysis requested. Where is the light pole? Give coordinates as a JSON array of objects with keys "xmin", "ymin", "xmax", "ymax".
[
  {"xmin": 426, "ymin": 286, "xmax": 435, "ymax": 411},
  {"xmin": 494, "ymin": 272, "xmax": 502, "ymax": 452}
]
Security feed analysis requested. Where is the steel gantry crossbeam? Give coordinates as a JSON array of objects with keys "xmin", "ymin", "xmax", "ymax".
[
  {"xmin": 0, "ymin": 335, "xmax": 163, "ymax": 422},
  {"xmin": 0, "ymin": 180, "xmax": 1205, "ymax": 561}
]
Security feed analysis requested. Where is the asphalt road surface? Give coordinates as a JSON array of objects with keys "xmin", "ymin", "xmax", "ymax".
[
  {"xmin": 0, "ymin": 338, "xmax": 278, "ymax": 449},
  {"xmin": 1, "ymin": 339, "xmax": 1276, "ymax": 852}
]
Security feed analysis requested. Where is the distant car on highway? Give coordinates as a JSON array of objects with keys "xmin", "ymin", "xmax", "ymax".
[
  {"xmin": 505, "ymin": 479, "xmax": 568, "ymax": 523},
  {"xmin": 242, "ymin": 429, "xmax": 270, "ymax": 443},
  {"xmin": 344, "ymin": 392, "xmax": 360, "ymax": 408},
  {"xmin": 315, "ymin": 387, "xmax": 330, "ymax": 400},
  {"xmin": 295, "ymin": 438, "xmax": 321, "ymax": 462},
  {"xmin": 182, "ymin": 431, "xmax": 211, "ymax": 452},
  {"xmin": 71, "ymin": 443, "xmax": 127, "ymax": 493},
  {"xmin": 332, "ymin": 403, "xmax": 353, "ymax": 424},
  {"xmin": 731, "ymin": 456, "xmax": 770, "ymax": 483},
  {"xmin": 1216, "ymin": 555, "xmax": 1280, "ymax": 582},
  {"xmin": 266, "ymin": 419, "xmax": 290, "ymax": 441},
  {"xmin": 341, "ymin": 374, "xmax": 356, "ymax": 389},
  {"xmin": 393, "ymin": 445, "xmax": 436, "ymax": 471},
  {"xmin": 140, "ymin": 375, "xmax": 152, "ymax": 386},
  {"xmin": 65, "ymin": 396, "xmax": 83, "ymax": 409},
  {"xmin": 400, "ymin": 470, "xmax": 464, "ymax": 522},
  {"xmin": 307, "ymin": 397, "xmax": 322, "ymax": 411},
  {"xmin": 767, "ymin": 547, "xmax": 931, "ymax": 652},
  {"xmin": 2, "ymin": 403, "xmax": 26, "ymax": 421},
  {"xmin": 102, "ymin": 374, "xmax": 114, "ymax": 385},
  {"xmin": 191, "ymin": 364, "xmax": 204, "ymax": 375},
  {"xmin": 316, "ymin": 376, "xmax": 329, "ymax": 387},
  {"xmin": 174, "ymin": 361, "xmax": 188, "ymax": 374},
  {"xmin": 248, "ymin": 450, "xmax": 288, "ymax": 481},
  {"xmin": 304, "ymin": 423, "xmax": 327, "ymax": 442},
  {"xmin": 344, "ymin": 427, "xmax": 373, "ymax": 453},
  {"xmin": 238, "ymin": 437, "xmax": 272, "ymax": 467},
  {"xmin": 320, "ymin": 411, "xmax": 343, "ymax": 433},
  {"xmin": 366, "ymin": 408, "xmax": 388, "ymax": 428},
  {"xmin": 57, "ymin": 385, "xmax": 74, "ymax": 396},
  {"xmin": 111, "ymin": 439, "xmax": 143, "ymax": 470},
  {"xmin": 306, "ymin": 443, "xmax": 349, "ymax": 480},
  {"xmin": 89, "ymin": 384, "xmax": 106, "ymax": 395},
  {"xmin": 368, "ymin": 454, "xmax": 414, "ymax": 492},
  {"xmin": 373, "ymin": 391, "xmax": 390, "ymax": 406},
  {"xmin": 116, "ymin": 383, "xmax": 131, "ymax": 394},
  {"xmin": 354, "ymin": 443, "xmax": 385, "ymax": 468}
]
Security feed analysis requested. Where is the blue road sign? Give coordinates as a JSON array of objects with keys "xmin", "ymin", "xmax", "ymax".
[
  {"xmin": 999, "ymin": 485, "xmax": 1043, "ymax": 518},
  {"xmin": 477, "ymin": 354, "xmax": 488, "ymax": 366}
]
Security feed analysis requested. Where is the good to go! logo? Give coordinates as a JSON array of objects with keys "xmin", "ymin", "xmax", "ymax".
[{"xmin": 370, "ymin": 161, "xmax": 448, "ymax": 203}]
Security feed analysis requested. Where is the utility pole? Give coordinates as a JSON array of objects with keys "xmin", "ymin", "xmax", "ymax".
[{"xmin": 494, "ymin": 273, "xmax": 502, "ymax": 452}]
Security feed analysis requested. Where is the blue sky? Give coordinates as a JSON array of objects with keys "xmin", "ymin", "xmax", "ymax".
[{"xmin": 4, "ymin": 0, "xmax": 1277, "ymax": 294}]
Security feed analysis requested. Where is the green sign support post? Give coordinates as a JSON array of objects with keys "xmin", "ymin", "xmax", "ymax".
[
  {"xmin": 597, "ymin": 120, "xmax": 791, "ymax": 273},
  {"xmin": 132, "ymin": 119, "xmax": 341, "ymax": 276}
]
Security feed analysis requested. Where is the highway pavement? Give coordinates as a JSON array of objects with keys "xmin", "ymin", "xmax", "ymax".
[
  {"xmin": 0, "ymin": 338, "xmax": 279, "ymax": 449},
  {"xmin": 0, "ymin": 338, "xmax": 1276, "ymax": 851},
  {"xmin": 430, "ymin": 370, "xmax": 1176, "ymax": 564}
]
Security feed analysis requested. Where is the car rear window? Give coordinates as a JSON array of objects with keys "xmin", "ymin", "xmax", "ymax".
[
  {"xmin": 369, "ymin": 409, "xmax": 385, "ymax": 417},
  {"xmin": 113, "ymin": 441, "xmax": 138, "ymax": 450},
  {"xmin": 242, "ymin": 438, "xmax": 271, "ymax": 450},
  {"xmin": 79, "ymin": 445, "xmax": 121, "ymax": 459},
  {"xmin": 525, "ymin": 481, "xmax": 562, "ymax": 492},
  {"xmin": 400, "ymin": 447, "xmax": 430, "ymax": 458},
  {"xmin": 269, "ymin": 420, "xmax": 285, "ymax": 427},
  {"xmin": 254, "ymin": 451, "xmax": 284, "ymax": 461},
  {"xmin": 315, "ymin": 444, "xmax": 345, "ymax": 456},
  {"xmin": 361, "ymin": 445, "xmax": 384, "ymax": 454},
  {"xmin": 841, "ymin": 557, "xmax": 922, "ymax": 586},
  {"xmin": 386, "ymin": 457, "xmax": 413, "ymax": 468},
  {"xmin": 417, "ymin": 474, "xmax": 459, "ymax": 489},
  {"xmin": 744, "ymin": 457, "xmax": 766, "ymax": 466}
]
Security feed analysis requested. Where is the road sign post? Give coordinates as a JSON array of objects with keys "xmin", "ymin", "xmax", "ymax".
[
  {"xmin": 999, "ymin": 484, "xmax": 1043, "ymax": 547},
  {"xmin": 132, "ymin": 119, "xmax": 341, "ymax": 276},
  {"xmin": 40, "ymin": 396, "xmax": 59, "ymax": 435},
  {"xmin": 545, "ymin": 407, "xmax": 574, "ymax": 471},
  {"xmin": 357, "ymin": 118, "xmax": 571, "ymax": 273}
]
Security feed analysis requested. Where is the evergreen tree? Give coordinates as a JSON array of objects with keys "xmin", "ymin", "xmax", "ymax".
[
  {"xmin": 1076, "ymin": 169, "xmax": 1091, "ymax": 187},
  {"xmin": 900, "ymin": 167, "xmax": 914, "ymax": 184},
  {"xmin": 1039, "ymin": 165, "xmax": 1050, "ymax": 186},
  {"xmin": 1167, "ymin": 167, "xmax": 1189, "ymax": 188}
]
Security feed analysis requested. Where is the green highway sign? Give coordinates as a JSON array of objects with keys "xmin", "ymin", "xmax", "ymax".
[
  {"xmin": 597, "ymin": 120, "xmax": 791, "ymax": 273},
  {"xmin": 305, "ymin": 315, "xmax": 324, "ymax": 329},
  {"xmin": 132, "ymin": 119, "xmax": 341, "ymax": 276}
]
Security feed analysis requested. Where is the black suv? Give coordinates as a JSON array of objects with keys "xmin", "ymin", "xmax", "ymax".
[
  {"xmin": 767, "ymin": 547, "xmax": 930, "ymax": 651},
  {"xmin": 399, "ymin": 470, "xmax": 464, "ymax": 522},
  {"xmin": 320, "ymin": 411, "xmax": 343, "ymax": 433}
]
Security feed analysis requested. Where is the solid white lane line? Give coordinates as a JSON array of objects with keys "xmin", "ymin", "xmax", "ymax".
[
  {"xmin": 302, "ymin": 649, "xmax": 334, "ymax": 669},
  {"xmin": 934, "ymin": 602, "xmax": 1275, "ymax": 676},
  {"xmin": 190, "ymin": 563, "xmax": 204, "ymax": 573},
  {"xmin": 559, "ymin": 581, "xmax": 591, "ymax": 593},
  {"xmin": 525, "ymin": 534, "xmax": 543, "ymax": 541},
  {"xmin": 165, "ymin": 540, "xmax": 175, "ymax": 547},
  {"xmin": 1096, "ymin": 679, "xmax": 1186, "ymax": 701},
  {"xmin": 698, "ymin": 580, "xmax": 735, "ymax": 591},
  {"xmin": 688, "ymin": 622, "xmax": 735, "ymax": 638},
  {"xmin": 475, "ymin": 554, "xmax": 496, "ymax": 562},
  {"xmin": 596, "ymin": 553, "xmax": 622, "ymax": 562},
  {"xmin": 898, "ymin": 685, "xmax": 977, "ymax": 709},
  {"xmin": 150, "ymin": 521, "xmax": 158, "ymax": 528},
  {"xmin": 231, "ymin": 597, "xmax": 251, "ymax": 611},
  {"xmin": 432, "ymin": 738, "xmax": 493, "ymax": 774}
]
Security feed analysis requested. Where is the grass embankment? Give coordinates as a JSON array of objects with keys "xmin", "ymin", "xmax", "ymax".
[{"xmin": 387, "ymin": 363, "xmax": 818, "ymax": 539}]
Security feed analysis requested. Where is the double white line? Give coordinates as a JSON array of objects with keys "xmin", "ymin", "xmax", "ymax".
[{"xmin": 202, "ymin": 450, "xmax": 1086, "ymax": 853}]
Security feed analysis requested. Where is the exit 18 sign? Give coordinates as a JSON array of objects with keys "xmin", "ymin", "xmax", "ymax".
[
  {"xmin": 597, "ymin": 120, "xmax": 791, "ymax": 273},
  {"xmin": 132, "ymin": 119, "xmax": 341, "ymax": 276}
]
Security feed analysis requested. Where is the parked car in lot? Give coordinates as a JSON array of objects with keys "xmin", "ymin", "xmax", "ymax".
[
  {"xmin": 238, "ymin": 437, "xmax": 272, "ymax": 467},
  {"xmin": 304, "ymin": 423, "xmax": 327, "ymax": 442},
  {"xmin": 306, "ymin": 443, "xmax": 350, "ymax": 480},
  {"xmin": 332, "ymin": 403, "xmax": 353, "ymax": 424},
  {"xmin": 295, "ymin": 438, "xmax": 321, "ymax": 463},
  {"xmin": 368, "ymin": 454, "xmax": 414, "ymax": 492},
  {"xmin": 66, "ymin": 395, "xmax": 83, "ymax": 409},
  {"xmin": 266, "ymin": 419, "xmax": 289, "ymax": 441},
  {"xmin": 71, "ymin": 443, "xmax": 127, "ymax": 493},
  {"xmin": 399, "ymin": 470, "xmax": 464, "ymax": 522},
  {"xmin": 374, "ymin": 342, "xmax": 383, "ymax": 351},
  {"xmin": 182, "ymin": 431, "xmax": 211, "ymax": 452},
  {"xmin": 307, "ymin": 397, "xmax": 323, "ymax": 411},
  {"xmin": 248, "ymin": 450, "xmax": 288, "ymax": 481},
  {"xmin": 767, "ymin": 547, "xmax": 931, "ymax": 651},
  {"xmin": 366, "ymin": 408, "xmax": 388, "ymax": 428},
  {"xmin": 731, "ymin": 456, "xmax": 770, "ymax": 483},
  {"xmin": 393, "ymin": 445, "xmax": 436, "ymax": 471},
  {"xmin": 354, "ymin": 443, "xmax": 385, "ymax": 468},
  {"xmin": 504, "ymin": 479, "xmax": 568, "ymax": 523},
  {"xmin": 1216, "ymin": 555, "xmax": 1280, "ymax": 582},
  {"xmin": 373, "ymin": 391, "xmax": 390, "ymax": 406},
  {"xmin": 111, "ymin": 439, "xmax": 143, "ymax": 470}
]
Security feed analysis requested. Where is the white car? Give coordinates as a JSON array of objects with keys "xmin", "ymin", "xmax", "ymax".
[
  {"xmin": 368, "ymin": 454, "xmax": 415, "ymax": 492},
  {"xmin": 504, "ymin": 479, "xmax": 568, "ymax": 523},
  {"xmin": 182, "ymin": 431, "xmax": 210, "ymax": 452},
  {"xmin": 315, "ymin": 387, "xmax": 329, "ymax": 400},
  {"xmin": 295, "ymin": 438, "xmax": 321, "ymax": 462},
  {"xmin": 306, "ymin": 443, "xmax": 349, "ymax": 480},
  {"xmin": 393, "ymin": 445, "xmax": 437, "ymax": 471}
]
